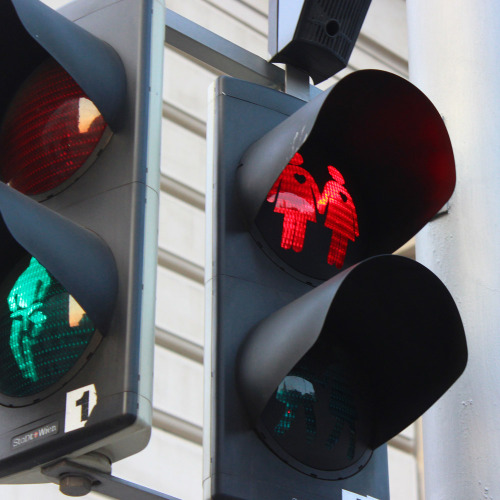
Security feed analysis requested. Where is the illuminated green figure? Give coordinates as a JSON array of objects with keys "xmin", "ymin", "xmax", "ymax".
[
  {"xmin": 8, "ymin": 258, "xmax": 52, "ymax": 382},
  {"xmin": 274, "ymin": 374, "xmax": 318, "ymax": 440}
]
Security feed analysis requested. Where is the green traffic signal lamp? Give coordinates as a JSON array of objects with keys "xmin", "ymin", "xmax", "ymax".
[{"xmin": 0, "ymin": 256, "xmax": 96, "ymax": 399}]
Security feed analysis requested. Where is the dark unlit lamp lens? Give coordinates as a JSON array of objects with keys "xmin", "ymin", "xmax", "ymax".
[{"xmin": 259, "ymin": 346, "xmax": 371, "ymax": 475}]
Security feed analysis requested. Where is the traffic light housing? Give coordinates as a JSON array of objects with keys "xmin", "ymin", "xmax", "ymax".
[
  {"xmin": 0, "ymin": 0, "xmax": 163, "ymax": 482},
  {"xmin": 268, "ymin": 0, "xmax": 373, "ymax": 83},
  {"xmin": 204, "ymin": 74, "xmax": 467, "ymax": 499}
]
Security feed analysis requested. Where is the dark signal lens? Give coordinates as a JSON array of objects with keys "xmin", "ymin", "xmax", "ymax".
[
  {"xmin": 0, "ymin": 256, "xmax": 98, "ymax": 399},
  {"xmin": 0, "ymin": 58, "xmax": 108, "ymax": 197},
  {"xmin": 258, "ymin": 347, "xmax": 372, "ymax": 478}
]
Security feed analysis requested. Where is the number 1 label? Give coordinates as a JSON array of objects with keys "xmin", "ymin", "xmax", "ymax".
[{"xmin": 64, "ymin": 384, "xmax": 98, "ymax": 433}]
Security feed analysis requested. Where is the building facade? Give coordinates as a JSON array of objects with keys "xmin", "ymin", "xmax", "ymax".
[{"xmin": 2, "ymin": 0, "xmax": 422, "ymax": 498}]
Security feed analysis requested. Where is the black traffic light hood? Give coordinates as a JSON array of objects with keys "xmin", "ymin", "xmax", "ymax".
[
  {"xmin": 0, "ymin": 182, "xmax": 118, "ymax": 335},
  {"xmin": 238, "ymin": 255, "xmax": 467, "ymax": 450},
  {"xmin": 238, "ymin": 70, "xmax": 456, "ymax": 261},
  {"xmin": 0, "ymin": 0, "xmax": 126, "ymax": 130}
]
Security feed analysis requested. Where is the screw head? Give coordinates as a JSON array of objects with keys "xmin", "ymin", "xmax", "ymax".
[{"xmin": 59, "ymin": 474, "xmax": 93, "ymax": 497}]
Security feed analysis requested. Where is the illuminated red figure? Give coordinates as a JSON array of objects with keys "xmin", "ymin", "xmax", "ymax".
[
  {"xmin": 317, "ymin": 166, "xmax": 359, "ymax": 268},
  {"xmin": 267, "ymin": 153, "xmax": 320, "ymax": 252}
]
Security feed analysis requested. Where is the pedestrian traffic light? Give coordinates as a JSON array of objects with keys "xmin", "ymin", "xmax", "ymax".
[
  {"xmin": 268, "ymin": 0, "xmax": 373, "ymax": 83},
  {"xmin": 0, "ymin": 0, "xmax": 163, "ymax": 483},
  {"xmin": 204, "ymin": 74, "xmax": 467, "ymax": 499}
]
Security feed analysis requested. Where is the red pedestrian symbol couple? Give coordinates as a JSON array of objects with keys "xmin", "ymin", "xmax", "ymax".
[{"xmin": 266, "ymin": 153, "xmax": 359, "ymax": 269}]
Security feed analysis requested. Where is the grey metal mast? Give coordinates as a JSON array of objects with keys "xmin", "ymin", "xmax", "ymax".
[{"xmin": 408, "ymin": 2, "xmax": 500, "ymax": 499}]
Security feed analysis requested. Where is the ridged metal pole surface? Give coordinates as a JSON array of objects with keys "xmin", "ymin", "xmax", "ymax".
[{"xmin": 407, "ymin": 2, "xmax": 500, "ymax": 499}]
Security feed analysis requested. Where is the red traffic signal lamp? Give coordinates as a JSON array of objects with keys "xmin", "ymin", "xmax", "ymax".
[
  {"xmin": 0, "ymin": 0, "xmax": 163, "ymax": 483},
  {"xmin": 0, "ymin": 57, "xmax": 112, "ymax": 198},
  {"xmin": 237, "ymin": 69, "xmax": 456, "ymax": 283},
  {"xmin": 204, "ymin": 74, "xmax": 467, "ymax": 499}
]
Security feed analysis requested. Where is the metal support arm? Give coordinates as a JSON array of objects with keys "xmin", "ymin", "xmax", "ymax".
[
  {"xmin": 165, "ymin": 9, "xmax": 284, "ymax": 90},
  {"xmin": 42, "ymin": 456, "xmax": 180, "ymax": 500}
]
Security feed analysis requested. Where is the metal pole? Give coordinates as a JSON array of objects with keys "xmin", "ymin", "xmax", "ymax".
[{"xmin": 407, "ymin": 2, "xmax": 500, "ymax": 499}]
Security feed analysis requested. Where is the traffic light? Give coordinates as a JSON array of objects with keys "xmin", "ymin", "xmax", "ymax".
[
  {"xmin": 268, "ymin": 0, "xmax": 373, "ymax": 83},
  {"xmin": 0, "ymin": 0, "xmax": 163, "ymax": 483},
  {"xmin": 204, "ymin": 73, "xmax": 467, "ymax": 499}
]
